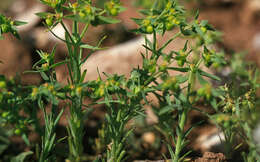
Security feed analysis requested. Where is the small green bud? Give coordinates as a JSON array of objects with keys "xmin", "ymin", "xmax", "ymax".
[
  {"xmin": 166, "ymin": 22, "xmax": 174, "ymax": 31},
  {"xmin": 14, "ymin": 128, "xmax": 22, "ymax": 135},
  {"xmin": 177, "ymin": 60, "xmax": 184, "ymax": 67},
  {"xmin": 110, "ymin": 8, "xmax": 119, "ymax": 16},
  {"xmin": 79, "ymin": 11, "xmax": 86, "ymax": 18},
  {"xmin": 85, "ymin": 5, "xmax": 92, "ymax": 14},
  {"xmin": 166, "ymin": 2, "xmax": 172, "ymax": 10},
  {"xmin": 142, "ymin": 19, "xmax": 151, "ymax": 26},
  {"xmin": 159, "ymin": 61, "xmax": 168, "ymax": 71},
  {"xmin": 0, "ymin": 81, "xmax": 6, "ymax": 89},
  {"xmin": 200, "ymin": 26, "xmax": 207, "ymax": 33},
  {"xmin": 205, "ymin": 54, "xmax": 211, "ymax": 62},
  {"xmin": 134, "ymin": 86, "xmax": 141, "ymax": 95},
  {"xmin": 45, "ymin": 18, "xmax": 53, "ymax": 27},
  {"xmin": 197, "ymin": 88, "xmax": 205, "ymax": 96},
  {"xmin": 146, "ymin": 25, "xmax": 153, "ymax": 33},
  {"xmin": 212, "ymin": 62, "xmax": 220, "ymax": 68},
  {"xmin": 2, "ymin": 112, "xmax": 9, "ymax": 118},
  {"xmin": 41, "ymin": 62, "xmax": 49, "ymax": 70},
  {"xmin": 169, "ymin": 8, "xmax": 176, "ymax": 14}
]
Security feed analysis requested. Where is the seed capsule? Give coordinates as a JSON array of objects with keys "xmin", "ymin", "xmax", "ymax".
[
  {"xmin": 146, "ymin": 25, "xmax": 153, "ymax": 33},
  {"xmin": 166, "ymin": 22, "xmax": 174, "ymax": 31},
  {"xmin": 110, "ymin": 8, "xmax": 119, "ymax": 16}
]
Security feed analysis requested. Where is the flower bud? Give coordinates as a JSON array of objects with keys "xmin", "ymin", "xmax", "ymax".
[
  {"xmin": 45, "ymin": 17, "xmax": 53, "ymax": 27},
  {"xmin": 110, "ymin": 8, "xmax": 119, "ymax": 16},
  {"xmin": 146, "ymin": 25, "xmax": 153, "ymax": 33}
]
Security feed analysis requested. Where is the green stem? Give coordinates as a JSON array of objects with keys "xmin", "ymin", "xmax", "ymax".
[
  {"xmin": 173, "ymin": 109, "xmax": 187, "ymax": 162},
  {"xmin": 61, "ymin": 21, "xmax": 74, "ymax": 43},
  {"xmin": 80, "ymin": 23, "xmax": 89, "ymax": 40},
  {"xmin": 174, "ymin": 69, "xmax": 195, "ymax": 162},
  {"xmin": 66, "ymin": 19, "xmax": 85, "ymax": 161}
]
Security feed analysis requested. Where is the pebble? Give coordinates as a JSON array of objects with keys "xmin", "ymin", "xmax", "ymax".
[{"xmin": 253, "ymin": 33, "xmax": 260, "ymax": 51}]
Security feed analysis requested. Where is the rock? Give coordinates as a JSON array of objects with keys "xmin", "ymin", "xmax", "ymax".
[
  {"xmin": 194, "ymin": 127, "xmax": 225, "ymax": 153},
  {"xmin": 253, "ymin": 33, "xmax": 260, "ymax": 51},
  {"xmin": 253, "ymin": 122, "xmax": 260, "ymax": 151},
  {"xmin": 13, "ymin": 1, "xmax": 47, "ymax": 32},
  {"xmin": 142, "ymin": 132, "xmax": 156, "ymax": 145},
  {"xmin": 0, "ymin": 35, "xmax": 31, "ymax": 78},
  {"xmin": 197, "ymin": 0, "xmax": 242, "ymax": 6},
  {"xmin": 241, "ymin": 0, "xmax": 260, "ymax": 25},
  {"xmin": 79, "ymin": 35, "xmax": 153, "ymax": 81}
]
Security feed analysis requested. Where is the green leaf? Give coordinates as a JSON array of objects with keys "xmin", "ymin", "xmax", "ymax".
[
  {"xmin": 168, "ymin": 67, "xmax": 189, "ymax": 72},
  {"xmin": 35, "ymin": 12, "xmax": 50, "ymax": 18},
  {"xmin": 200, "ymin": 20, "xmax": 208, "ymax": 27},
  {"xmin": 54, "ymin": 109, "xmax": 64, "ymax": 126},
  {"xmin": 167, "ymin": 143, "xmax": 176, "ymax": 159},
  {"xmin": 97, "ymin": 16, "xmax": 120, "ymax": 24},
  {"xmin": 131, "ymin": 18, "xmax": 143, "ymax": 25},
  {"xmin": 196, "ymin": 71, "xmax": 208, "ymax": 85},
  {"xmin": 180, "ymin": 23, "xmax": 193, "ymax": 36},
  {"xmin": 49, "ymin": 60, "xmax": 68, "ymax": 69},
  {"xmin": 11, "ymin": 151, "xmax": 33, "ymax": 162},
  {"xmin": 138, "ymin": 9, "xmax": 151, "ymax": 16},
  {"xmin": 79, "ymin": 69, "xmax": 87, "ymax": 83},
  {"xmin": 198, "ymin": 69, "xmax": 221, "ymax": 81},
  {"xmin": 14, "ymin": 21, "xmax": 27, "ymax": 26},
  {"xmin": 176, "ymin": 75, "xmax": 188, "ymax": 83},
  {"xmin": 65, "ymin": 14, "xmax": 90, "ymax": 23},
  {"xmin": 22, "ymin": 134, "xmax": 30, "ymax": 146},
  {"xmin": 195, "ymin": 10, "xmax": 200, "ymax": 20},
  {"xmin": 195, "ymin": 25, "xmax": 204, "ymax": 37},
  {"xmin": 40, "ymin": 72, "xmax": 50, "ymax": 81},
  {"xmin": 159, "ymin": 105, "xmax": 174, "ymax": 115},
  {"xmin": 80, "ymin": 44, "xmax": 103, "ymax": 50},
  {"xmin": 0, "ymin": 128, "xmax": 10, "ymax": 154}
]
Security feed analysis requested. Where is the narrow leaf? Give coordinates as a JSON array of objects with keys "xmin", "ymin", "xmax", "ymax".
[
  {"xmin": 198, "ymin": 69, "xmax": 221, "ymax": 81},
  {"xmin": 11, "ymin": 151, "xmax": 33, "ymax": 162}
]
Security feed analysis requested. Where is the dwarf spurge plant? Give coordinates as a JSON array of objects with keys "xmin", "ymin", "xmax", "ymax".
[
  {"xmin": 0, "ymin": 0, "xmax": 259, "ymax": 162},
  {"xmin": 34, "ymin": 0, "xmax": 125, "ymax": 161},
  {"xmin": 131, "ymin": 0, "xmax": 225, "ymax": 161},
  {"xmin": 210, "ymin": 55, "xmax": 260, "ymax": 161}
]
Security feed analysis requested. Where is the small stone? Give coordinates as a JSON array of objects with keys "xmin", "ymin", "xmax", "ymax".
[
  {"xmin": 253, "ymin": 33, "xmax": 260, "ymax": 51},
  {"xmin": 142, "ymin": 132, "xmax": 156, "ymax": 145},
  {"xmin": 253, "ymin": 122, "xmax": 260, "ymax": 151}
]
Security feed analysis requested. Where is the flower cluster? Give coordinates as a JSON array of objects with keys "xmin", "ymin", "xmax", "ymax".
[{"xmin": 0, "ymin": 14, "xmax": 26, "ymax": 39}]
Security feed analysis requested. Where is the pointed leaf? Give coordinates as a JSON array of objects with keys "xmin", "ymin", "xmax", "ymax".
[
  {"xmin": 11, "ymin": 151, "xmax": 33, "ymax": 162},
  {"xmin": 80, "ymin": 44, "xmax": 103, "ymax": 50},
  {"xmin": 97, "ymin": 16, "xmax": 120, "ymax": 24},
  {"xmin": 198, "ymin": 69, "xmax": 221, "ymax": 81}
]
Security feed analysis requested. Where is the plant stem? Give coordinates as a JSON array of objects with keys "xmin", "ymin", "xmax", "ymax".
[
  {"xmin": 66, "ymin": 19, "xmax": 85, "ymax": 161},
  {"xmin": 173, "ymin": 109, "xmax": 187, "ymax": 162},
  {"xmin": 173, "ymin": 69, "xmax": 195, "ymax": 162}
]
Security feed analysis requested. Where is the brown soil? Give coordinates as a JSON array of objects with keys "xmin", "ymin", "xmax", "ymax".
[{"xmin": 194, "ymin": 152, "xmax": 227, "ymax": 162}]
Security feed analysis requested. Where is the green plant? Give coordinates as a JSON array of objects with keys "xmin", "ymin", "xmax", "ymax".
[
  {"xmin": 211, "ymin": 54, "xmax": 260, "ymax": 161},
  {"xmin": 0, "ymin": 0, "xmax": 259, "ymax": 162}
]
